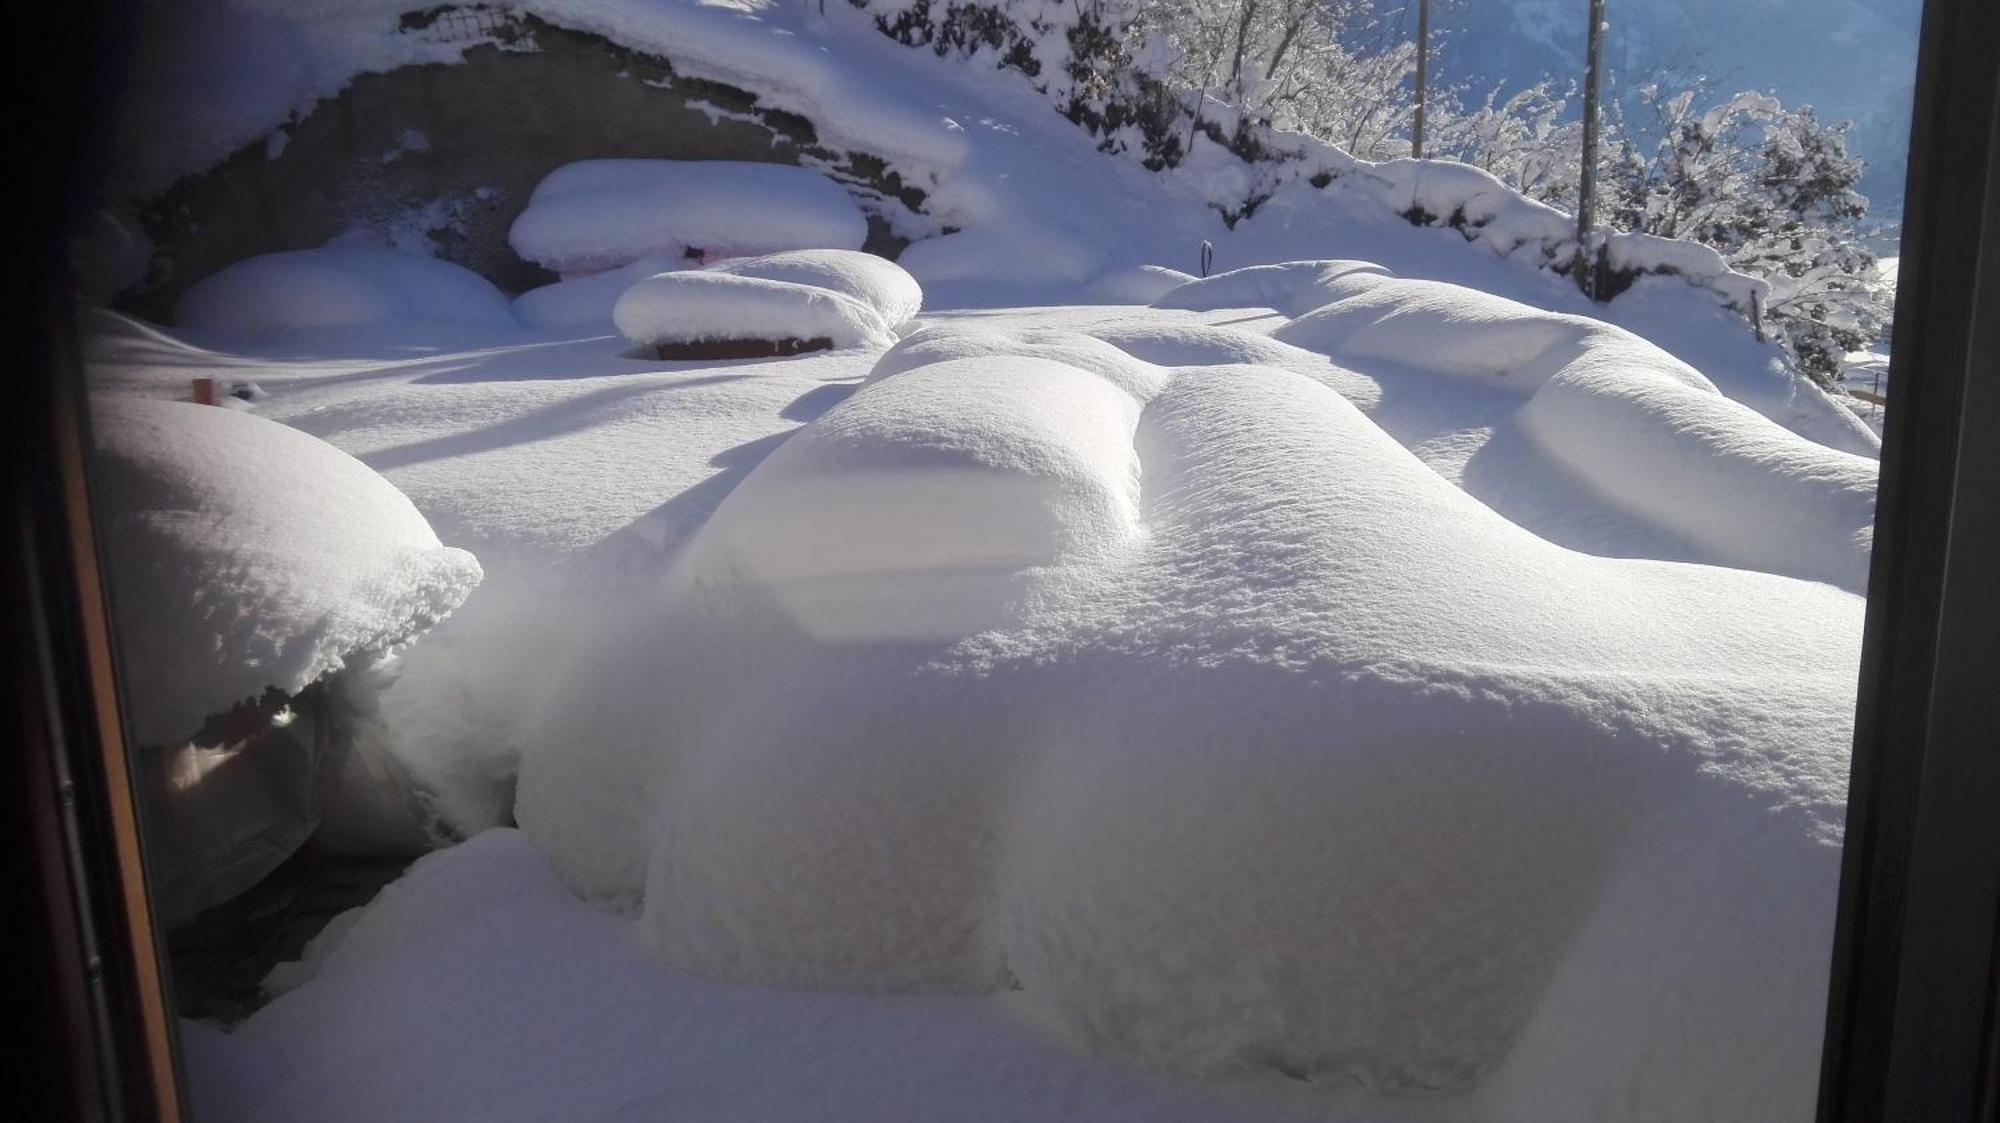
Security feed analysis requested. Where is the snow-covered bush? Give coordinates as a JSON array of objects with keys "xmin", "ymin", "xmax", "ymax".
[
  {"xmin": 175, "ymin": 246, "xmax": 518, "ymax": 340},
  {"xmin": 1588, "ymin": 85, "xmax": 1890, "ymax": 383},
  {"xmin": 509, "ymin": 160, "xmax": 869, "ymax": 275}
]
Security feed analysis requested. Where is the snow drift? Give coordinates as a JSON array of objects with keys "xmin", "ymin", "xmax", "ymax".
[
  {"xmin": 90, "ymin": 397, "xmax": 483, "ymax": 747},
  {"xmin": 1168, "ymin": 262, "xmax": 1877, "ymax": 591},
  {"xmin": 175, "ymin": 246, "xmax": 518, "ymax": 340},
  {"xmin": 509, "ymin": 159, "xmax": 869, "ymax": 275},
  {"xmin": 513, "ymin": 318, "xmax": 1862, "ymax": 1118}
]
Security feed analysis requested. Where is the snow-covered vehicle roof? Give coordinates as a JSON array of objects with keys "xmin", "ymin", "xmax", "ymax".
[{"xmin": 91, "ymin": 397, "xmax": 483, "ymax": 746}]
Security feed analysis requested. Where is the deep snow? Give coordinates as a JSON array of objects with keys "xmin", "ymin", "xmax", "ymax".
[
  {"xmin": 91, "ymin": 248, "xmax": 1868, "ymax": 1120},
  {"xmin": 84, "ymin": 2, "xmax": 1886, "ymax": 1119}
]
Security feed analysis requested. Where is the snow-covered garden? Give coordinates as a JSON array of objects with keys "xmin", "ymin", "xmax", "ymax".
[{"xmin": 83, "ymin": 2, "xmax": 1893, "ymax": 1121}]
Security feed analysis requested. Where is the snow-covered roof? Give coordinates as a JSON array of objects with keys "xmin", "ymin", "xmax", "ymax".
[{"xmin": 92, "ymin": 397, "xmax": 483, "ymax": 745}]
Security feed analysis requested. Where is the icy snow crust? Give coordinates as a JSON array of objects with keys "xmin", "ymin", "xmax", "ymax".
[
  {"xmin": 509, "ymin": 159, "xmax": 869, "ymax": 274},
  {"xmin": 90, "ymin": 397, "xmax": 482, "ymax": 746}
]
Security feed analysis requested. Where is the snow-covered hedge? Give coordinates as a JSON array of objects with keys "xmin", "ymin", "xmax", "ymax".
[{"xmin": 91, "ymin": 397, "xmax": 483, "ymax": 747}]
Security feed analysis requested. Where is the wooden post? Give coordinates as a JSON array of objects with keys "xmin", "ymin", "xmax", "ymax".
[
  {"xmin": 1412, "ymin": 0, "xmax": 1431, "ymax": 159},
  {"xmin": 1576, "ymin": 0, "xmax": 1607, "ymax": 299}
]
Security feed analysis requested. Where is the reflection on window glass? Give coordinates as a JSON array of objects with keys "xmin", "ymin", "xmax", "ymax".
[{"xmin": 77, "ymin": 0, "xmax": 1916, "ymax": 1119}]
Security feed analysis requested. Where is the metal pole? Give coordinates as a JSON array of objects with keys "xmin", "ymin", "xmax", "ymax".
[
  {"xmin": 1577, "ymin": 0, "xmax": 1606, "ymax": 298},
  {"xmin": 1412, "ymin": 0, "xmax": 1430, "ymax": 159}
]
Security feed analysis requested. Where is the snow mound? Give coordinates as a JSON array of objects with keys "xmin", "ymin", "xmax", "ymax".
[
  {"xmin": 1519, "ymin": 359, "xmax": 1879, "ymax": 591},
  {"xmin": 682, "ymin": 353, "xmax": 1146, "ymax": 637},
  {"xmin": 705, "ymin": 249, "xmax": 924, "ymax": 328},
  {"xmin": 175, "ymin": 246, "xmax": 518, "ymax": 340},
  {"xmin": 612, "ymin": 271, "xmax": 895, "ymax": 351},
  {"xmin": 897, "ymin": 220, "xmax": 1108, "ymax": 287},
  {"xmin": 512, "ymin": 255, "xmax": 683, "ymax": 333},
  {"xmin": 509, "ymin": 159, "xmax": 868, "ymax": 275},
  {"xmin": 868, "ymin": 323, "xmax": 1165, "ymax": 398},
  {"xmin": 1154, "ymin": 259, "xmax": 1390, "ymax": 317},
  {"xmin": 90, "ymin": 397, "xmax": 482, "ymax": 746},
  {"xmin": 1236, "ymin": 264, "xmax": 1875, "ymax": 590},
  {"xmin": 196, "ymin": 829, "xmax": 1359, "ymax": 1123},
  {"xmin": 1272, "ymin": 274, "xmax": 1715, "ymax": 395},
  {"xmin": 513, "ymin": 328, "xmax": 1860, "ymax": 1115},
  {"xmin": 1347, "ymin": 157, "xmax": 1577, "ymax": 259},
  {"xmin": 1083, "ymin": 264, "xmax": 1199, "ymax": 304}
]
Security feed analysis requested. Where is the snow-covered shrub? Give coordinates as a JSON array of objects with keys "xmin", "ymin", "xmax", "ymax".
[
  {"xmin": 1594, "ymin": 85, "xmax": 1891, "ymax": 383},
  {"xmin": 175, "ymin": 246, "xmax": 518, "ymax": 340},
  {"xmin": 611, "ymin": 271, "xmax": 897, "ymax": 354},
  {"xmin": 509, "ymin": 160, "xmax": 869, "ymax": 275},
  {"xmin": 857, "ymin": 0, "xmax": 1190, "ymax": 169}
]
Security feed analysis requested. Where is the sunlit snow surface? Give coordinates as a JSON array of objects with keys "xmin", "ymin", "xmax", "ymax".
[
  {"xmin": 95, "ymin": 251, "xmax": 1868, "ymax": 1120},
  {"xmin": 96, "ymin": 5, "xmax": 1879, "ymax": 1115}
]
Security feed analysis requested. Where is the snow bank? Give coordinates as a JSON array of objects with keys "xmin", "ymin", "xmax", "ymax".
[
  {"xmin": 705, "ymin": 249, "xmax": 924, "ymax": 328},
  {"xmin": 1272, "ymin": 274, "xmax": 1715, "ymax": 396},
  {"xmin": 680, "ymin": 352, "xmax": 1146, "ymax": 640},
  {"xmin": 1518, "ymin": 359, "xmax": 1879, "ymax": 591},
  {"xmin": 612, "ymin": 271, "xmax": 896, "ymax": 351},
  {"xmin": 1154, "ymin": 259, "xmax": 1391, "ymax": 317},
  {"xmin": 195, "ymin": 829, "xmax": 1362, "ymax": 1123},
  {"xmin": 511, "ymin": 325, "xmax": 1860, "ymax": 1116},
  {"xmin": 1163, "ymin": 262, "xmax": 1875, "ymax": 590},
  {"xmin": 511, "ymin": 254, "xmax": 683, "ymax": 333},
  {"xmin": 898, "ymin": 220, "xmax": 1109, "ymax": 287},
  {"xmin": 509, "ymin": 159, "xmax": 868, "ymax": 275},
  {"xmin": 1082, "ymin": 264, "xmax": 1198, "ymax": 304},
  {"xmin": 867, "ymin": 323, "xmax": 1166, "ymax": 398},
  {"xmin": 1603, "ymin": 230, "xmax": 1770, "ymax": 311},
  {"xmin": 90, "ymin": 397, "xmax": 482, "ymax": 747},
  {"xmin": 175, "ymin": 246, "xmax": 518, "ymax": 341}
]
